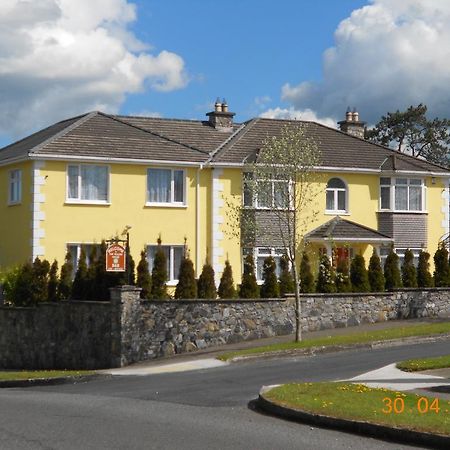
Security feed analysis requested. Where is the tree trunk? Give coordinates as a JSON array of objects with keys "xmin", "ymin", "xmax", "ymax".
[{"xmin": 292, "ymin": 262, "xmax": 302, "ymax": 342}]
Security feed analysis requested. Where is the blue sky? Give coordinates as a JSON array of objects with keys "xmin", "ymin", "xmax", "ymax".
[{"xmin": 1, "ymin": 0, "xmax": 450, "ymax": 147}]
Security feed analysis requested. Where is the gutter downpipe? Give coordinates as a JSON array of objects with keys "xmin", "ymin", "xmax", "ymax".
[{"xmin": 196, "ymin": 164, "xmax": 204, "ymax": 277}]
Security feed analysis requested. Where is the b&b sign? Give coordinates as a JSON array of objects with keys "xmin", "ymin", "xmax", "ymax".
[{"xmin": 106, "ymin": 243, "xmax": 126, "ymax": 272}]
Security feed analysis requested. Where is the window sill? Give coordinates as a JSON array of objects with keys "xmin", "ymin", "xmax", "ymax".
[
  {"xmin": 325, "ymin": 210, "xmax": 349, "ymax": 215},
  {"xmin": 377, "ymin": 210, "xmax": 428, "ymax": 214},
  {"xmin": 65, "ymin": 200, "xmax": 111, "ymax": 206},
  {"xmin": 167, "ymin": 281, "xmax": 178, "ymax": 287},
  {"xmin": 145, "ymin": 203, "xmax": 187, "ymax": 209},
  {"xmin": 7, "ymin": 201, "xmax": 22, "ymax": 206}
]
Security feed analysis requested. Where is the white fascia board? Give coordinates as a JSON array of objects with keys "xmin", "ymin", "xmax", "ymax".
[
  {"xmin": 381, "ymin": 170, "xmax": 450, "ymax": 178},
  {"xmin": 306, "ymin": 237, "xmax": 393, "ymax": 243},
  {"xmin": 0, "ymin": 155, "xmax": 28, "ymax": 167}
]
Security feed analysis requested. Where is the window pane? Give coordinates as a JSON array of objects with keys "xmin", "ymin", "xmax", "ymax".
[
  {"xmin": 173, "ymin": 247, "xmax": 183, "ymax": 281},
  {"xmin": 395, "ymin": 178, "xmax": 408, "ymax": 185},
  {"xmin": 395, "ymin": 186, "xmax": 408, "ymax": 210},
  {"xmin": 327, "ymin": 178, "xmax": 345, "ymax": 189},
  {"xmin": 380, "ymin": 186, "xmax": 390, "ymax": 209},
  {"xmin": 243, "ymin": 181, "xmax": 253, "ymax": 207},
  {"xmin": 173, "ymin": 170, "xmax": 184, "ymax": 203},
  {"xmin": 409, "ymin": 179, "xmax": 422, "ymax": 186},
  {"xmin": 409, "ymin": 186, "xmax": 422, "ymax": 210},
  {"xmin": 337, "ymin": 190, "xmax": 346, "ymax": 210},
  {"xmin": 380, "ymin": 177, "xmax": 391, "ymax": 186},
  {"xmin": 257, "ymin": 182, "xmax": 271, "ymax": 207},
  {"xmin": 81, "ymin": 166, "xmax": 108, "ymax": 201},
  {"xmin": 148, "ymin": 169, "xmax": 171, "ymax": 203},
  {"xmin": 68, "ymin": 166, "xmax": 79, "ymax": 199},
  {"xmin": 257, "ymin": 256, "xmax": 264, "ymax": 281},
  {"xmin": 326, "ymin": 190, "xmax": 334, "ymax": 210}
]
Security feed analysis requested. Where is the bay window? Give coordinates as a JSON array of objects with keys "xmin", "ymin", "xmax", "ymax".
[
  {"xmin": 243, "ymin": 173, "xmax": 291, "ymax": 209},
  {"xmin": 67, "ymin": 165, "xmax": 109, "ymax": 202},
  {"xmin": 147, "ymin": 168, "xmax": 185, "ymax": 205},
  {"xmin": 380, "ymin": 177, "xmax": 425, "ymax": 211}
]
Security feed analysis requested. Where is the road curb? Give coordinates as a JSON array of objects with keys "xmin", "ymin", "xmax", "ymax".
[
  {"xmin": 226, "ymin": 333, "xmax": 450, "ymax": 363},
  {"xmin": 0, "ymin": 373, "xmax": 110, "ymax": 388},
  {"xmin": 257, "ymin": 390, "xmax": 450, "ymax": 449}
]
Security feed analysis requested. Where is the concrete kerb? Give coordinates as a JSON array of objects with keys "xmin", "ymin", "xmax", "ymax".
[
  {"xmin": 257, "ymin": 389, "xmax": 450, "ymax": 449},
  {"xmin": 0, "ymin": 373, "xmax": 110, "ymax": 389}
]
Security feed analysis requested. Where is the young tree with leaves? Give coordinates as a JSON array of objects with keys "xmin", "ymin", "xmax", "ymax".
[
  {"xmin": 279, "ymin": 254, "xmax": 295, "ymax": 296},
  {"xmin": 433, "ymin": 243, "xmax": 450, "ymax": 287},
  {"xmin": 239, "ymin": 254, "xmax": 259, "ymax": 298},
  {"xmin": 260, "ymin": 256, "xmax": 279, "ymax": 298},
  {"xmin": 350, "ymin": 254, "xmax": 370, "ymax": 293},
  {"xmin": 299, "ymin": 251, "xmax": 315, "ymax": 293},
  {"xmin": 417, "ymin": 250, "xmax": 433, "ymax": 288},
  {"xmin": 197, "ymin": 261, "xmax": 217, "ymax": 299},
  {"xmin": 316, "ymin": 255, "xmax": 336, "ymax": 293},
  {"xmin": 384, "ymin": 247, "xmax": 402, "ymax": 290},
  {"xmin": 58, "ymin": 250, "xmax": 73, "ymax": 300},
  {"xmin": 368, "ymin": 248, "xmax": 385, "ymax": 292},
  {"xmin": 218, "ymin": 260, "xmax": 236, "ymax": 299},
  {"xmin": 401, "ymin": 249, "xmax": 418, "ymax": 288},
  {"xmin": 151, "ymin": 237, "xmax": 168, "ymax": 299},
  {"xmin": 136, "ymin": 250, "xmax": 152, "ymax": 299}
]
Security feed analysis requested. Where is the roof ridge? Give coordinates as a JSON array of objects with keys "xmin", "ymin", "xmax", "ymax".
[{"xmin": 101, "ymin": 112, "xmax": 210, "ymax": 156}]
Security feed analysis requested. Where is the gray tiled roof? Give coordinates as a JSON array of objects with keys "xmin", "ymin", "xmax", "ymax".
[{"xmin": 305, "ymin": 216, "xmax": 393, "ymax": 241}]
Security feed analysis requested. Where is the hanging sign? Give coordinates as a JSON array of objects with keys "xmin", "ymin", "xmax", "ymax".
[{"xmin": 106, "ymin": 243, "xmax": 126, "ymax": 272}]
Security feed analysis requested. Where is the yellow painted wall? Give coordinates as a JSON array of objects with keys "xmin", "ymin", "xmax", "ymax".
[
  {"xmin": 0, "ymin": 161, "xmax": 33, "ymax": 269},
  {"xmin": 427, "ymin": 177, "xmax": 447, "ymax": 261}
]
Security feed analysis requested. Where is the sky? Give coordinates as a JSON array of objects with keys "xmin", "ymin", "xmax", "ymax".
[{"xmin": 1, "ymin": 0, "xmax": 450, "ymax": 147}]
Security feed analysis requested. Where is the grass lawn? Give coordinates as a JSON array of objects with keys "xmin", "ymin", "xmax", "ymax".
[
  {"xmin": 0, "ymin": 370, "xmax": 96, "ymax": 381},
  {"xmin": 264, "ymin": 382, "xmax": 450, "ymax": 435},
  {"xmin": 397, "ymin": 355, "xmax": 450, "ymax": 372},
  {"xmin": 217, "ymin": 321, "xmax": 450, "ymax": 361}
]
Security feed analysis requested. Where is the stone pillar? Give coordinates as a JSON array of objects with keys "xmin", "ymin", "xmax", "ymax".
[{"xmin": 109, "ymin": 285, "xmax": 142, "ymax": 368}]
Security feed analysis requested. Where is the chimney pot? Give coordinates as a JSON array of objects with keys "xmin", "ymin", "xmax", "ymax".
[
  {"xmin": 346, "ymin": 107, "xmax": 353, "ymax": 122},
  {"xmin": 222, "ymin": 98, "xmax": 228, "ymax": 112},
  {"xmin": 338, "ymin": 108, "xmax": 366, "ymax": 139},
  {"xmin": 215, "ymin": 98, "xmax": 222, "ymax": 112},
  {"xmin": 206, "ymin": 98, "xmax": 235, "ymax": 131}
]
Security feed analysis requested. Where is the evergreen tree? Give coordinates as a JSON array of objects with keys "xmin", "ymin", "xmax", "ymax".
[
  {"xmin": 32, "ymin": 257, "xmax": 50, "ymax": 302},
  {"xmin": 72, "ymin": 247, "xmax": 88, "ymax": 299},
  {"xmin": 278, "ymin": 254, "xmax": 295, "ymax": 296},
  {"xmin": 136, "ymin": 250, "xmax": 152, "ymax": 299},
  {"xmin": 239, "ymin": 254, "xmax": 259, "ymax": 298},
  {"xmin": 218, "ymin": 260, "xmax": 236, "ymax": 299},
  {"xmin": 260, "ymin": 256, "xmax": 280, "ymax": 298},
  {"xmin": 151, "ymin": 237, "xmax": 168, "ymax": 299},
  {"xmin": 13, "ymin": 262, "xmax": 35, "ymax": 306},
  {"xmin": 402, "ymin": 249, "xmax": 418, "ymax": 288},
  {"xmin": 93, "ymin": 241, "xmax": 110, "ymax": 300},
  {"xmin": 47, "ymin": 260, "xmax": 59, "ymax": 302},
  {"xmin": 197, "ymin": 261, "xmax": 217, "ymax": 299},
  {"xmin": 335, "ymin": 258, "xmax": 352, "ymax": 293},
  {"xmin": 300, "ymin": 252, "xmax": 315, "ymax": 293},
  {"xmin": 350, "ymin": 254, "xmax": 370, "ymax": 292},
  {"xmin": 58, "ymin": 250, "xmax": 73, "ymax": 300},
  {"xmin": 417, "ymin": 250, "xmax": 433, "ymax": 288},
  {"xmin": 316, "ymin": 255, "xmax": 336, "ymax": 293},
  {"xmin": 120, "ymin": 243, "xmax": 136, "ymax": 286},
  {"xmin": 368, "ymin": 248, "xmax": 385, "ymax": 292},
  {"xmin": 175, "ymin": 253, "xmax": 197, "ymax": 299},
  {"xmin": 434, "ymin": 243, "xmax": 450, "ymax": 287},
  {"xmin": 384, "ymin": 247, "xmax": 402, "ymax": 290},
  {"xmin": 85, "ymin": 246, "xmax": 98, "ymax": 300}
]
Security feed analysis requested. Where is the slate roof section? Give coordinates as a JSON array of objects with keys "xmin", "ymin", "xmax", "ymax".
[
  {"xmin": 305, "ymin": 216, "xmax": 393, "ymax": 242},
  {"xmin": 212, "ymin": 118, "xmax": 449, "ymax": 174}
]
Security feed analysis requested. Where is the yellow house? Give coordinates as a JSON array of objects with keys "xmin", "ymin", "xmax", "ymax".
[{"xmin": 0, "ymin": 102, "xmax": 449, "ymax": 287}]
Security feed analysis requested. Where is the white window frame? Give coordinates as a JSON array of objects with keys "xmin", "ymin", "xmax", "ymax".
[
  {"xmin": 147, "ymin": 244, "xmax": 185, "ymax": 285},
  {"xmin": 8, "ymin": 169, "xmax": 22, "ymax": 205},
  {"xmin": 66, "ymin": 243, "xmax": 101, "ymax": 277},
  {"xmin": 66, "ymin": 164, "xmax": 110, "ymax": 204},
  {"xmin": 325, "ymin": 177, "xmax": 348, "ymax": 214},
  {"xmin": 146, "ymin": 168, "xmax": 187, "ymax": 207},
  {"xmin": 242, "ymin": 173, "xmax": 292, "ymax": 210},
  {"xmin": 243, "ymin": 247, "xmax": 287, "ymax": 283},
  {"xmin": 378, "ymin": 246, "xmax": 421, "ymax": 268},
  {"xmin": 379, "ymin": 177, "xmax": 426, "ymax": 212}
]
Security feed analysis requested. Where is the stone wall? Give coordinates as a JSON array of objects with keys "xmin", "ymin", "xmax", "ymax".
[{"xmin": 0, "ymin": 286, "xmax": 449, "ymax": 369}]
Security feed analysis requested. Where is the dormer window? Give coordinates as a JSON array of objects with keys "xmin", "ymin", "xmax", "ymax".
[{"xmin": 326, "ymin": 178, "xmax": 347, "ymax": 213}]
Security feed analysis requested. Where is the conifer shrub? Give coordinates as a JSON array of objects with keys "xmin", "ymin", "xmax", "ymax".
[
  {"xmin": 433, "ymin": 243, "xmax": 450, "ymax": 287},
  {"xmin": 72, "ymin": 247, "xmax": 88, "ymax": 300},
  {"xmin": 136, "ymin": 250, "xmax": 152, "ymax": 299},
  {"xmin": 316, "ymin": 255, "xmax": 336, "ymax": 293},
  {"xmin": 85, "ymin": 246, "xmax": 98, "ymax": 300},
  {"xmin": 335, "ymin": 258, "xmax": 352, "ymax": 293},
  {"xmin": 47, "ymin": 260, "xmax": 59, "ymax": 302},
  {"xmin": 32, "ymin": 257, "xmax": 50, "ymax": 303},
  {"xmin": 417, "ymin": 250, "xmax": 433, "ymax": 288},
  {"xmin": 350, "ymin": 254, "xmax": 370, "ymax": 292},
  {"xmin": 401, "ymin": 249, "xmax": 418, "ymax": 288},
  {"xmin": 123, "ymin": 244, "xmax": 136, "ymax": 286},
  {"xmin": 197, "ymin": 261, "xmax": 217, "ymax": 299},
  {"xmin": 278, "ymin": 254, "xmax": 295, "ymax": 296},
  {"xmin": 260, "ymin": 256, "xmax": 280, "ymax": 298},
  {"xmin": 218, "ymin": 260, "xmax": 236, "ymax": 299},
  {"xmin": 239, "ymin": 254, "xmax": 259, "ymax": 298},
  {"xmin": 58, "ymin": 250, "xmax": 73, "ymax": 300},
  {"xmin": 175, "ymin": 252, "xmax": 197, "ymax": 299},
  {"xmin": 13, "ymin": 262, "xmax": 35, "ymax": 306},
  {"xmin": 151, "ymin": 238, "xmax": 168, "ymax": 299},
  {"xmin": 384, "ymin": 247, "xmax": 402, "ymax": 290},
  {"xmin": 368, "ymin": 248, "xmax": 385, "ymax": 292},
  {"xmin": 300, "ymin": 251, "xmax": 315, "ymax": 293}
]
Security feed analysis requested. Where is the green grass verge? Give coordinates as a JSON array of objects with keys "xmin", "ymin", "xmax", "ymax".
[
  {"xmin": 264, "ymin": 382, "xmax": 450, "ymax": 435},
  {"xmin": 0, "ymin": 370, "xmax": 96, "ymax": 381},
  {"xmin": 397, "ymin": 355, "xmax": 450, "ymax": 372},
  {"xmin": 217, "ymin": 321, "xmax": 450, "ymax": 361}
]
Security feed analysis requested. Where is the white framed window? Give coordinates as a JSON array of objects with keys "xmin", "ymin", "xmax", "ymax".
[
  {"xmin": 325, "ymin": 177, "xmax": 347, "ymax": 213},
  {"xmin": 379, "ymin": 177, "xmax": 425, "ymax": 212},
  {"xmin": 243, "ymin": 247, "xmax": 286, "ymax": 282},
  {"xmin": 243, "ymin": 173, "xmax": 291, "ymax": 209},
  {"xmin": 66, "ymin": 243, "xmax": 101, "ymax": 277},
  {"xmin": 147, "ymin": 168, "xmax": 186, "ymax": 205},
  {"xmin": 8, "ymin": 169, "xmax": 22, "ymax": 204},
  {"xmin": 147, "ymin": 244, "xmax": 184, "ymax": 283},
  {"xmin": 67, "ymin": 165, "xmax": 109, "ymax": 203}
]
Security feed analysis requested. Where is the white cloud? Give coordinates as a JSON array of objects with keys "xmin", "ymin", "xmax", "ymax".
[
  {"xmin": 260, "ymin": 107, "xmax": 336, "ymax": 128},
  {"xmin": 0, "ymin": 0, "xmax": 188, "ymax": 139},
  {"xmin": 282, "ymin": 0, "xmax": 450, "ymax": 124}
]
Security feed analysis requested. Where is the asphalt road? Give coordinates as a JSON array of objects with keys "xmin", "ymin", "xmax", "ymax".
[{"xmin": 0, "ymin": 341, "xmax": 449, "ymax": 450}]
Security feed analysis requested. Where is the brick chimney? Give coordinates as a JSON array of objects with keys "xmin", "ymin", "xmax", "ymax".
[
  {"xmin": 206, "ymin": 98, "xmax": 235, "ymax": 131},
  {"xmin": 338, "ymin": 107, "xmax": 366, "ymax": 139}
]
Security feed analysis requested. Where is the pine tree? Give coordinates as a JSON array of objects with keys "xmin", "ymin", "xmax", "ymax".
[
  {"xmin": 350, "ymin": 254, "xmax": 370, "ymax": 292},
  {"xmin": 136, "ymin": 250, "xmax": 152, "ymax": 299},
  {"xmin": 335, "ymin": 258, "xmax": 352, "ymax": 293},
  {"xmin": 278, "ymin": 254, "xmax": 295, "ymax": 296},
  {"xmin": 32, "ymin": 257, "xmax": 50, "ymax": 303},
  {"xmin": 300, "ymin": 252, "xmax": 315, "ymax": 293},
  {"xmin": 402, "ymin": 249, "xmax": 418, "ymax": 288},
  {"xmin": 384, "ymin": 247, "xmax": 402, "ymax": 290},
  {"xmin": 417, "ymin": 250, "xmax": 433, "ymax": 288},
  {"xmin": 218, "ymin": 260, "xmax": 236, "ymax": 299},
  {"xmin": 433, "ymin": 243, "xmax": 450, "ymax": 287},
  {"xmin": 58, "ymin": 250, "xmax": 73, "ymax": 300},
  {"xmin": 72, "ymin": 247, "xmax": 88, "ymax": 300},
  {"xmin": 368, "ymin": 248, "xmax": 385, "ymax": 292},
  {"xmin": 13, "ymin": 262, "xmax": 35, "ymax": 306},
  {"xmin": 239, "ymin": 254, "xmax": 259, "ymax": 298},
  {"xmin": 48, "ymin": 260, "xmax": 59, "ymax": 302},
  {"xmin": 151, "ymin": 237, "xmax": 168, "ymax": 299},
  {"xmin": 260, "ymin": 256, "xmax": 280, "ymax": 298},
  {"xmin": 175, "ymin": 253, "xmax": 197, "ymax": 299},
  {"xmin": 197, "ymin": 261, "xmax": 217, "ymax": 299},
  {"xmin": 85, "ymin": 246, "xmax": 98, "ymax": 300},
  {"xmin": 316, "ymin": 255, "xmax": 336, "ymax": 293}
]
